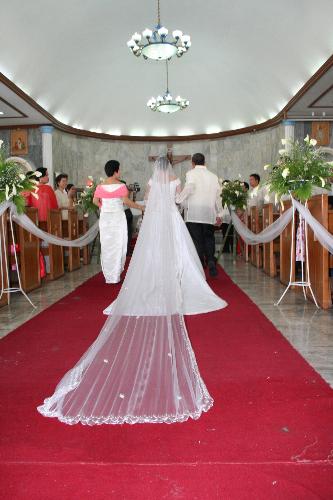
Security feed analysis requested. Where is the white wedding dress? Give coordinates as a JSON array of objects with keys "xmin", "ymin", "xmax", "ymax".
[
  {"xmin": 103, "ymin": 178, "xmax": 226, "ymax": 316},
  {"xmin": 37, "ymin": 158, "xmax": 227, "ymax": 425}
]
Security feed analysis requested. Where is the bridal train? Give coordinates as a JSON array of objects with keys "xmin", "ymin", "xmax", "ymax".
[{"xmin": 37, "ymin": 157, "xmax": 227, "ymax": 425}]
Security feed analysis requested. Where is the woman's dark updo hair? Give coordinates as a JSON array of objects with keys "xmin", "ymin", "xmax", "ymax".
[
  {"xmin": 66, "ymin": 183, "xmax": 74, "ymax": 193},
  {"xmin": 105, "ymin": 160, "xmax": 120, "ymax": 177},
  {"xmin": 35, "ymin": 167, "xmax": 48, "ymax": 178}
]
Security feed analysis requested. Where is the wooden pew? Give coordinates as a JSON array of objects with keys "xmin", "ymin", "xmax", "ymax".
[
  {"xmin": 307, "ymin": 194, "xmax": 332, "ymax": 309},
  {"xmin": 16, "ymin": 207, "xmax": 41, "ymax": 292},
  {"xmin": 262, "ymin": 203, "xmax": 280, "ymax": 277},
  {"xmin": 62, "ymin": 210, "xmax": 81, "ymax": 272},
  {"xmin": 279, "ymin": 199, "xmax": 295, "ymax": 286},
  {"xmin": 0, "ymin": 211, "xmax": 9, "ymax": 307},
  {"xmin": 243, "ymin": 212, "xmax": 250, "ymax": 262},
  {"xmin": 329, "ymin": 207, "xmax": 333, "ymax": 271},
  {"xmin": 250, "ymin": 206, "xmax": 262, "ymax": 267},
  {"xmin": 46, "ymin": 209, "xmax": 65, "ymax": 280},
  {"xmin": 79, "ymin": 217, "xmax": 90, "ymax": 265}
]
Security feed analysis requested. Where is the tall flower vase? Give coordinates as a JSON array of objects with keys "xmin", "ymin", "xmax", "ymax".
[
  {"xmin": 275, "ymin": 197, "xmax": 319, "ymax": 308},
  {"xmin": 0, "ymin": 208, "xmax": 36, "ymax": 308}
]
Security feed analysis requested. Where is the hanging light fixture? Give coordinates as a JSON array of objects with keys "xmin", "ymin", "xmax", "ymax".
[
  {"xmin": 147, "ymin": 61, "xmax": 189, "ymax": 113},
  {"xmin": 127, "ymin": 0, "xmax": 191, "ymax": 61}
]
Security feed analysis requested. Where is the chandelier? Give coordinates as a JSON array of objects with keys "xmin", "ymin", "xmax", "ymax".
[
  {"xmin": 147, "ymin": 61, "xmax": 189, "ymax": 113},
  {"xmin": 127, "ymin": 0, "xmax": 191, "ymax": 61}
]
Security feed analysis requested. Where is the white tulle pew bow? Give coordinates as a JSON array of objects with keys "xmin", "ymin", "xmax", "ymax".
[
  {"xmin": 0, "ymin": 201, "xmax": 99, "ymax": 247},
  {"xmin": 230, "ymin": 198, "xmax": 333, "ymax": 254}
]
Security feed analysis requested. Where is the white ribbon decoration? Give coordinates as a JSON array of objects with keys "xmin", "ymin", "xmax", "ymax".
[
  {"xmin": 0, "ymin": 201, "xmax": 99, "ymax": 247},
  {"xmin": 231, "ymin": 199, "xmax": 333, "ymax": 254},
  {"xmin": 1, "ymin": 197, "xmax": 332, "ymax": 254},
  {"xmin": 293, "ymin": 199, "xmax": 333, "ymax": 254},
  {"xmin": 230, "ymin": 208, "xmax": 293, "ymax": 245}
]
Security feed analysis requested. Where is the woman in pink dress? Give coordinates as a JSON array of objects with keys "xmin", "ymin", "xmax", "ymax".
[{"xmin": 93, "ymin": 160, "xmax": 144, "ymax": 283}]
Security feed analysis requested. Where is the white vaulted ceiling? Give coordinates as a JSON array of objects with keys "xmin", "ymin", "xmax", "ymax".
[{"xmin": 0, "ymin": 0, "xmax": 333, "ymax": 138}]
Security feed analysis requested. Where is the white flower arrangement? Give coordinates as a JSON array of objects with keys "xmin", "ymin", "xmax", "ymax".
[{"xmin": 264, "ymin": 136, "xmax": 333, "ymax": 202}]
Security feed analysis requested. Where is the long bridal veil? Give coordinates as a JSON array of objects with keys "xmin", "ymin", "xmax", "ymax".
[{"xmin": 38, "ymin": 157, "xmax": 214, "ymax": 425}]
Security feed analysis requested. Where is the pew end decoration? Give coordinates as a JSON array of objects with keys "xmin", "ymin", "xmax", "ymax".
[
  {"xmin": 78, "ymin": 176, "xmax": 99, "ymax": 217},
  {"xmin": 264, "ymin": 135, "xmax": 333, "ymax": 202},
  {"xmin": 220, "ymin": 179, "xmax": 248, "ymax": 211},
  {"xmin": 0, "ymin": 140, "xmax": 40, "ymax": 214}
]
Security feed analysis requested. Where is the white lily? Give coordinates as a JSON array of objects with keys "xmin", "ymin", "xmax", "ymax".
[
  {"xmin": 0, "ymin": 139, "xmax": 3, "ymax": 148},
  {"xmin": 319, "ymin": 177, "xmax": 325, "ymax": 187},
  {"xmin": 243, "ymin": 205, "xmax": 247, "ymax": 210},
  {"xmin": 279, "ymin": 149, "xmax": 287, "ymax": 155},
  {"xmin": 281, "ymin": 138, "xmax": 286, "ymax": 145},
  {"xmin": 310, "ymin": 138, "xmax": 317, "ymax": 146},
  {"xmin": 304, "ymin": 134, "xmax": 310, "ymax": 143},
  {"xmin": 19, "ymin": 173, "xmax": 26, "ymax": 180},
  {"xmin": 263, "ymin": 164, "xmax": 270, "ymax": 170},
  {"xmin": 282, "ymin": 167, "xmax": 290, "ymax": 179},
  {"xmin": 235, "ymin": 191, "xmax": 240, "ymax": 196},
  {"xmin": 12, "ymin": 185, "xmax": 17, "ymax": 196},
  {"xmin": 5, "ymin": 185, "xmax": 10, "ymax": 200}
]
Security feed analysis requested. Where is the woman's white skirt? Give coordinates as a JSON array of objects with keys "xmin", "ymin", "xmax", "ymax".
[{"xmin": 99, "ymin": 211, "xmax": 127, "ymax": 283}]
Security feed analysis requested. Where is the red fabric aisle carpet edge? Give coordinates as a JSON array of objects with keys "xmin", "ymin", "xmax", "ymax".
[{"xmin": 1, "ymin": 266, "xmax": 332, "ymax": 499}]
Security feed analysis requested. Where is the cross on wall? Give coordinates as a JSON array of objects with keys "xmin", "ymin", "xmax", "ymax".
[{"xmin": 148, "ymin": 143, "xmax": 191, "ymax": 166}]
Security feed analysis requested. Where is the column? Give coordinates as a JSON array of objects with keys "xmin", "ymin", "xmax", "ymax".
[
  {"xmin": 40, "ymin": 125, "xmax": 54, "ymax": 186},
  {"xmin": 283, "ymin": 120, "xmax": 295, "ymax": 152}
]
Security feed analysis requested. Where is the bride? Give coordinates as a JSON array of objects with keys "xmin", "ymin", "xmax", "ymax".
[
  {"xmin": 104, "ymin": 158, "xmax": 226, "ymax": 315},
  {"xmin": 37, "ymin": 157, "xmax": 227, "ymax": 425}
]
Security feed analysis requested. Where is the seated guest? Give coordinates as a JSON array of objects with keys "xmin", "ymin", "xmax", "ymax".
[
  {"xmin": 22, "ymin": 171, "xmax": 36, "ymax": 205},
  {"xmin": 55, "ymin": 173, "xmax": 73, "ymax": 220},
  {"xmin": 28, "ymin": 167, "xmax": 58, "ymax": 222},
  {"xmin": 248, "ymin": 173, "xmax": 265, "ymax": 209}
]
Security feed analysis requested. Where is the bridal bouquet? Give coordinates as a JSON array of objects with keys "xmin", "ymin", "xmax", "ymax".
[
  {"xmin": 221, "ymin": 179, "xmax": 248, "ymax": 210},
  {"xmin": 264, "ymin": 136, "xmax": 333, "ymax": 202},
  {"xmin": 78, "ymin": 176, "xmax": 99, "ymax": 216},
  {"xmin": 0, "ymin": 140, "xmax": 40, "ymax": 213}
]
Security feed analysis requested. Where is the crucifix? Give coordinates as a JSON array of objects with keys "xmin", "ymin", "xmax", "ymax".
[{"xmin": 148, "ymin": 143, "xmax": 191, "ymax": 166}]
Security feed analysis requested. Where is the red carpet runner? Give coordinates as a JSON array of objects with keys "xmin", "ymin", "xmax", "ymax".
[{"xmin": 1, "ymin": 267, "xmax": 333, "ymax": 499}]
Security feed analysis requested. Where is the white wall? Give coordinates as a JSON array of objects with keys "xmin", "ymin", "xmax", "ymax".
[{"xmin": 53, "ymin": 124, "xmax": 284, "ymax": 199}]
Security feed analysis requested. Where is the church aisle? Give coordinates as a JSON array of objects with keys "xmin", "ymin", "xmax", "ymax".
[
  {"xmin": 0, "ymin": 263, "xmax": 100, "ymax": 339},
  {"xmin": 220, "ymin": 255, "xmax": 333, "ymax": 388}
]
